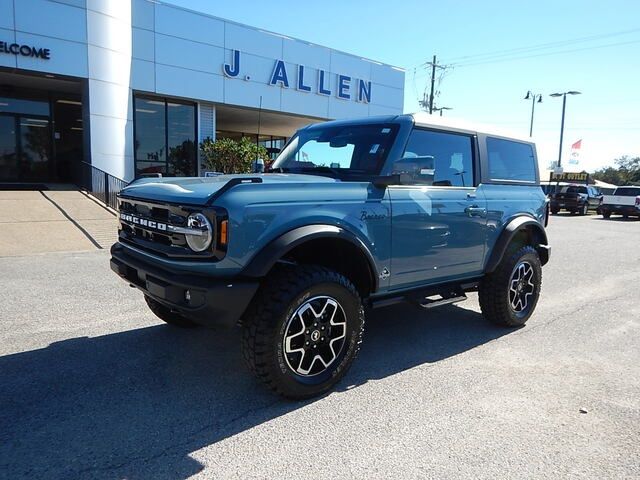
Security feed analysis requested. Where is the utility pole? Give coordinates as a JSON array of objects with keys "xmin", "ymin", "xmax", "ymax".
[
  {"xmin": 418, "ymin": 55, "xmax": 449, "ymax": 114},
  {"xmin": 428, "ymin": 55, "xmax": 436, "ymax": 114}
]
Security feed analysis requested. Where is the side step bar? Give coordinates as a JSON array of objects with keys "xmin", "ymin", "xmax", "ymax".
[
  {"xmin": 418, "ymin": 292, "xmax": 467, "ymax": 309},
  {"xmin": 369, "ymin": 281, "xmax": 477, "ymax": 310}
]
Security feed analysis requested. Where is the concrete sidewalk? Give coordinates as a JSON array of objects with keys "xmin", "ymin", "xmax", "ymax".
[{"xmin": 0, "ymin": 186, "xmax": 118, "ymax": 257}]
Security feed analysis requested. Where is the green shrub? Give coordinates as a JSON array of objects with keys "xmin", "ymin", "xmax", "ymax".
[{"xmin": 200, "ymin": 137, "xmax": 268, "ymax": 174}]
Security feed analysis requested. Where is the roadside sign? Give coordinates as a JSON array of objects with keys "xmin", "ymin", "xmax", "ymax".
[{"xmin": 550, "ymin": 172, "xmax": 588, "ymax": 182}]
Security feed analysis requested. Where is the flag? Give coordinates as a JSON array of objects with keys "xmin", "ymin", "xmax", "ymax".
[{"xmin": 569, "ymin": 139, "xmax": 582, "ymax": 165}]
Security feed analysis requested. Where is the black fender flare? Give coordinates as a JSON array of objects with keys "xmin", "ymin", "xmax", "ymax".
[
  {"xmin": 484, "ymin": 216, "xmax": 550, "ymax": 273},
  {"xmin": 241, "ymin": 224, "xmax": 380, "ymax": 292}
]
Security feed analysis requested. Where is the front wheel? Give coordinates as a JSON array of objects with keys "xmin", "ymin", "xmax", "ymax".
[
  {"xmin": 479, "ymin": 245, "xmax": 542, "ymax": 327},
  {"xmin": 580, "ymin": 203, "xmax": 589, "ymax": 216},
  {"xmin": 602, "ymin": 211, "xmax": 611, "ymax": 219},
  {"xmin": 242, "ymin": 266, "xmax": 364, "ymax": 399}
]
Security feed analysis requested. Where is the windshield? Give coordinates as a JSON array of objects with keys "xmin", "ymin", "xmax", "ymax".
[
  {"xmin": 272, "ymin": 124, "xmax": 399, "ymax": 176},
  {"xmin": 562, "ymin": 186, "xmax": 588, "ymax": 194},
  {"xmin": 615, "ymin": 187, "xmax": 640, "ymax": 196}
]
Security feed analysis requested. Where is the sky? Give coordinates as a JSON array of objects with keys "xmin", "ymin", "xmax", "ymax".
[{"xmin": 167, "ymin": 0, "xmax": 640, "ymax": 173}]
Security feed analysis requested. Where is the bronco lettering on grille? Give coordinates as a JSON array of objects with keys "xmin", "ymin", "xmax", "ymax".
[{"xmin": 120, "ymin": 213, "xmax": 167, "ymax": 231}]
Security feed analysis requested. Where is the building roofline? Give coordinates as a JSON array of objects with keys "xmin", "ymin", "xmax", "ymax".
[{"xmin": 147, "ymin": 0, "xmax": 406, "ymax": 72}]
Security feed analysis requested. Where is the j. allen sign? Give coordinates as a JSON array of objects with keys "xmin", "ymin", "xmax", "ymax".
[{"xmin": 223, "ymin": 49, "xmax": 372, "ymax": 103}]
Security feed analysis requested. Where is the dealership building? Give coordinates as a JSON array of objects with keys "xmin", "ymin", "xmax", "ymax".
[{"xmin": 0, "ymin": 0, "xmax": 405, "ymax": 184}]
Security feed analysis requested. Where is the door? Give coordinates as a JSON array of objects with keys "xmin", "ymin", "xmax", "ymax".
[
  {"xmin": 0, "ymin": 116, "xmax": 18, "ymax": 181},
  {"xmin": 387, "ymin": 128, "xmax": 487, "ymax": 290},
  {"xmin": 0, "ymin": 113, "xmax": 52, "ymax": 182},
  {"xmin": 18, "ymin": 115, "xmax": 52, "ymax": 181}
]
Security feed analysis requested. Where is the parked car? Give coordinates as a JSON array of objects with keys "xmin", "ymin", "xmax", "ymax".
[
  {"xmin": 598, "ymin": 186, "xmax": 640, "ymax": 218},
  {"xmin": 110, "ymin": 113, "xmax": 550, "ymax": 399},
  {"xmin": 549, "ymin": 184, "xmax": 602, "ymax": 215}
]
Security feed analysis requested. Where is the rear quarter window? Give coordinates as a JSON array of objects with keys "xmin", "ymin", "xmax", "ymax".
[
  {"xmin": 486, "ymin": 137, "xmax": 537, "ymax": 183},
  {"xmin": 615, "ymin": 187, "xmax": 640, "ymax": 196}
]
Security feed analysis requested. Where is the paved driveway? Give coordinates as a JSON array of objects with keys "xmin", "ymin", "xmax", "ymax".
[
  {"xmin": 0, "ymin": 214, "xmax": 638, "ymax": 479},
  {"xmin": 0, "ymin": 187, "xmax": 117, "ymax": 256}
]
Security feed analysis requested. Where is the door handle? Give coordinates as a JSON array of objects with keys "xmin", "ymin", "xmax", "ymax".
[{"xmin": 464, "ymin": 205, "xmax": 487, "ymax": 217}]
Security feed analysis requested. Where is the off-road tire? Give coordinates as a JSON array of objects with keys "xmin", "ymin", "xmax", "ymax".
[
  {"xmin": 479, "ymin": 245, "xmax": 542, "ymax": 327},
  {"xmin": 241, "ymin": 265, "xmax": 364, "ymax": 399},
  {"xmin": 144, "ymin": 295, "xmax": 197, "ymax": 328}
]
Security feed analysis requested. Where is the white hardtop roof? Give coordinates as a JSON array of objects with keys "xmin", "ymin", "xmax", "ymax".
[{"xmin": 410, "ymin": 112, "xmax": 532, "ymax": 143}]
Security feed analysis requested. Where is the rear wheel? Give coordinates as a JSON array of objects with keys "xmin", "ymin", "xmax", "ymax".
[
  {"xmin": 242, "ymin": 265, "xmax": 364, "ymax": 399},
  {"xmin": 479, "ymin": 245, "xmax": 542, "ymax": 327},
  {"xmin": 144, "ymin": 295, "xmax": 197, "ymax": 328}
]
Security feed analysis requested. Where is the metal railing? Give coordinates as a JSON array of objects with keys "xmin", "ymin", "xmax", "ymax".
[{"xmin": 76, "ymin": 161, "xmax": 128, "ymax": 210}]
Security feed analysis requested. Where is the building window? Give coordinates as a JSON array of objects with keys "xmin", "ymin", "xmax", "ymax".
[{"xmin": 134, "ymin": 95, "xmax": 197, "ymax": 177}]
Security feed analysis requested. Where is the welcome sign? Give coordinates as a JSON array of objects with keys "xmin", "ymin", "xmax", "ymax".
[{"xmin": 223, "ymin": 49, "xmax": 372, "ymax": 104}]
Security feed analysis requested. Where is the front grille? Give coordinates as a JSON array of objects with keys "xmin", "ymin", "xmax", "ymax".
[{"xmin": 118, "ymin": 198, "xmax": 225, "ymax": 260}]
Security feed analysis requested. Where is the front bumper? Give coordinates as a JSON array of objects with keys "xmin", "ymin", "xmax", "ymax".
[{"xmin": 110, "ymin": 243, "xmax": 259, "ymax": 328}]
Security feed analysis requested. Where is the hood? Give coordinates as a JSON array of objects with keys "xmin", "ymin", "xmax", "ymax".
[{"xmin": 119, "ymin": 173, "xmax": 339, "ymax": 206}]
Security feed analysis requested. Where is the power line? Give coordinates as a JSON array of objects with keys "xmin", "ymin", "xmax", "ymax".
[
  {"xmin": 405, "ymin": 27, "xmax": 640, "ymax": 73},
  {"xmin": 452, "ymin": 38, "xmax": 640, "ymax": 68},
  {"xmin": 443, "ymin": 27, "xmax": 640, "ymax": 64},
  {"xmin": 409, "ymin": 37, "xmax": 640, "ymax": 81}
]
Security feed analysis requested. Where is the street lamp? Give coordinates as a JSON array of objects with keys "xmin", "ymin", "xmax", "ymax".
[
  {"xmin": 433, "ymin": 106, "xmax": 453, "ymax": 117},
  {"xmin": 523, "ymin": 91, "xmax": 542, "ymax": 137},
  {"xmin": 550, "ymin": 91, "xmax": 581, "ymax": 168}
]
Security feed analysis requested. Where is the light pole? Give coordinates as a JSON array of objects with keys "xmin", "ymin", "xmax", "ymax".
[
  {"xmin": 433, "ymin": 106, "xmax": 453, "ymax": 117},
  {"xmin": 550, "ymin": 91, "xmax": 581, "ymax": 168},
  {"xmin": 523, "ymin": 91, "xmax": 542, "ymax": 137}
]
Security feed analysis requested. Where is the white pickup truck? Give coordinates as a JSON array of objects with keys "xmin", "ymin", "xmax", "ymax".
[{"xmin": 599, "ymin": 186, "xmax": 640, "ymax": 219}]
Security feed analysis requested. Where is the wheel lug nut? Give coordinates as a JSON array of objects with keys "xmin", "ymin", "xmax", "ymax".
[
  {"xmin": 321, "ymin": 337, "xmax": 325, "ymax": 341},
  {"xmin": 321, "ymin": 326, "xmax": 325, "ymax": 330},
  {"xmin": 313, "ymin": 345, "xmax": 317, "ymax": 349},
  {"xmin": 306, "ymin": 330, "xmax": 310, "ymax": 334},
  {"xmin": 305, "ymin": 341, "xmax": 309, "ymax": 346}
]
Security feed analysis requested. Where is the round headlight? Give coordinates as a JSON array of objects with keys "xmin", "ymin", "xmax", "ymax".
[{"xmin": 185, "ymin": 213, "xmax": 213, "ymax": 252}]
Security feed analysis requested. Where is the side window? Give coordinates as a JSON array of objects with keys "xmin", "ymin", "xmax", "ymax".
[
  {"xmin": 486, "ymin": 137, "xmax": 537, "ymax": 182},
  {"xmin": 393, "ymin": 129, "xmax": 474, "ymax": 186}
]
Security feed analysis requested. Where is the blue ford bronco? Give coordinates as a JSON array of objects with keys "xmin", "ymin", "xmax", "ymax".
[{"xmin": 111, "ymin": 113, "xmax": 550, "ymax": 399}]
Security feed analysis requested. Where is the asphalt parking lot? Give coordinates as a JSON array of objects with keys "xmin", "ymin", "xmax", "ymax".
[{"xmin": 1, "ymin": 213, "xmax": 638, "ymax": 479}]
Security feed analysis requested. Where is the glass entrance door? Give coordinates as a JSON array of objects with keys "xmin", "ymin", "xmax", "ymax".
[
  {"xmin": 0, "ymin": 113, "xmax": 52, "ymax": 182},
  {"xmin": 19, "ymin": 116, "xmax": 52, "ymax": 181},
  {"xmin": 0, "ymin": 116, "xmax": 18, "ymax": 181}
]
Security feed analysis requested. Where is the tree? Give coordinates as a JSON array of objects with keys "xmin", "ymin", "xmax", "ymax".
[
  {"xmin": 200, "ymin": 137, "xmax": 268, "ymax": 174},
  {"xmin": 592, "ymin": 156, "xmax": 640, "ymax": 185}
]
